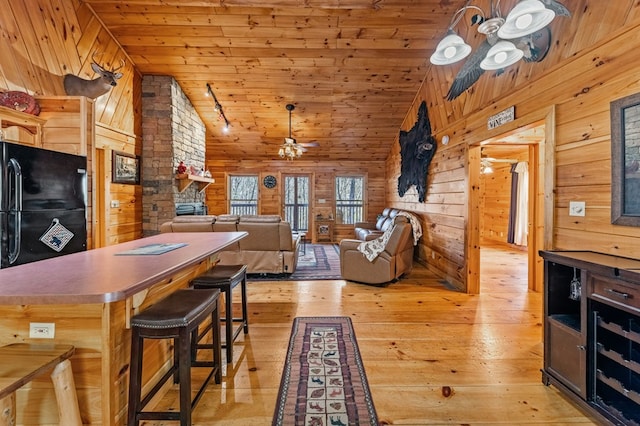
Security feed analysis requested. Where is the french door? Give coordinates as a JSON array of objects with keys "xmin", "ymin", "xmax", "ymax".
[{"xmin": 283, "ymin": 174, "xmax": 310, "ymax": 232}]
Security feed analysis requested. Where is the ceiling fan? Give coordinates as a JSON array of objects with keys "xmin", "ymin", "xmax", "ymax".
[
  {"xmin": 480, "ymin": 156, "xmax": 518, "ymax": 174},
  {"xmin": 279, "ymin": 104, "xmax": 319, "ymax": 160}
]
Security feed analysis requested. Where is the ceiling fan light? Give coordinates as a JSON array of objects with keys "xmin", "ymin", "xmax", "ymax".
[
  {"xmin": 480, "ymin": 41, "xmax": 524, "ymax": 70},
  {"xmin": 498, "ymin": 0, "xmax": 555, "ymax": 39},
  {"xmin": 430, "ymin": 31, "xmax": 472, "ymax": 65}
]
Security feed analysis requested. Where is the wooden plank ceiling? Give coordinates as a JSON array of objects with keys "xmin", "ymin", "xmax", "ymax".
[{"xmin": 82, "ymin": 0, "xmax": 535, "ymax": 161}]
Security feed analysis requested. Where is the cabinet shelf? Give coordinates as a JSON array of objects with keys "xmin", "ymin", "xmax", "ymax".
[
  {"xmin": 0, "ymin": 105, "xmax": 46, "ymax": 146},
  {"xmin": 549, "ymin": 314, "xmax": 581, "ymax": 332},
  {"xmin": 596, "ymin": 369, "xmax": 640, "ymax": 405},
  {"xmin": 597, "ymin": 343, "xmax": 640, "ymax": 375},
  {"xmin": 598, "ymin": 316, "xmax": 640, "ymax": 345},
  {"xmin": 175, "ymin": 173, "xmax": 215, "ymax": 193}
]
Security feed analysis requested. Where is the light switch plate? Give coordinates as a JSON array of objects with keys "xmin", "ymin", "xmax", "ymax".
[{"xmin": 569, "ymin": 201, "xmax": 586, "ymax": 217}]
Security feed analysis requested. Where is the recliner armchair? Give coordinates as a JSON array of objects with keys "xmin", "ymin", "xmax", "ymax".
[{"xmin": 339, "ymin": 218, "xmax": 414, "ymax": 285}]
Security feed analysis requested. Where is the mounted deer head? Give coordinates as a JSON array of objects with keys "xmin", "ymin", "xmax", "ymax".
[{"xmin": 63, "ymin": 53, "xmax": 124, "ymax": 99}]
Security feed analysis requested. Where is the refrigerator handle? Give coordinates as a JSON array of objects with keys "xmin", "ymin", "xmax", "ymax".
[{"xmin": 8, "ymin": 158, "xmax": 22, "ymax": 264}]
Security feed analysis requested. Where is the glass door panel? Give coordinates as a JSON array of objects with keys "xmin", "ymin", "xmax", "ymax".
[{"xmin": 284, "ymin": 175, "xmax": 309, "ymax": 232}]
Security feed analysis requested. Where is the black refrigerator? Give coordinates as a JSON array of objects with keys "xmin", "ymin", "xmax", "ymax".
[{"xmin": 0, "ymin": 141, "xmax": 87, "ymax": 269}]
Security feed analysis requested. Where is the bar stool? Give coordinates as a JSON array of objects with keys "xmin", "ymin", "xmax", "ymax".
[
  {"xmin": 191, "ymin": 264, "xmax": 248, "ymax": 363},
  {"xmin": 127, "ymin": 288, "xmax": 222, "ymax": 426}
]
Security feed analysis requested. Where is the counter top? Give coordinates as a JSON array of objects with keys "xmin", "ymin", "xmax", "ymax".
[
  {"xmin": 0, "ymin": 232, "xmax": 246, "ymax": 305},
  {"xmin": 539, "ymin": 250, "xmax": 640, "ymax": 270}
]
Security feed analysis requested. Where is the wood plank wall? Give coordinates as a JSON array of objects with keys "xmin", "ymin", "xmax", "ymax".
[
  {"xmin": 0, "ymin": 0, "xmax": 142, "ymax": 247},
  {"xmin": 386, "ymin": 0, "xmax": 640, "ymax": 291},
  {"xmin": 205, "ymin": 159, "xmax": 386, "ymax": 243}
]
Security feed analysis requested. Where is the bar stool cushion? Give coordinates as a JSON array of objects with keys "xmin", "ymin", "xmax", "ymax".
[
  {"xmin": 131, "ymin": 288, "xmax": 220, "ymax": 330},
  {"xmin": 192, "ymin": 264, "xmax": 247, "ymax": 286}
]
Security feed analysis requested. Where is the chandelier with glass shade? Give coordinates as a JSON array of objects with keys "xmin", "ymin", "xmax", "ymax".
[
  {"xmin": 279, "ymin": 104, "xmax": 304, "ymax": 160},
  {"xmin": 430, "ymin": 0, "xmax": 570, "ymax": 100}
]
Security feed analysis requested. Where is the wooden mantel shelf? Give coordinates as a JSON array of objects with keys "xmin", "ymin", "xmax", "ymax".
[{"xmin": 176, "ymin": 173, "xmax": 215, "ymax": 193}]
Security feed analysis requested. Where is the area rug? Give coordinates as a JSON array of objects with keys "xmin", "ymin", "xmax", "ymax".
[
  {"xmin": 272, "ymin": 316, "xmax": 378, "ymax": 426},
  {"xmin": 248, "ymin": 244, "xmax": 342, "ymax": 281}
]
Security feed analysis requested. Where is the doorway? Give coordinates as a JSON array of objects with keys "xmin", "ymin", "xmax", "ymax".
[
  {"xmin": 479, "ymin": 144, "xmax": 530, "ymax": 290},
  {"xmin": 467, "ymin": 108, "xmax": 555, "ymax": 294},
  {"xmin": 283, "ymin": 174, "xmax": 310, "ymax": 232}
]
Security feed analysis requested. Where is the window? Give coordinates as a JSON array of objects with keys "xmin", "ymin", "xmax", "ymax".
[
  {"xmin": 335, "ymin": 176, "xmax": 365, "ymax": 224},
  {"xmin": 229, "ymin": 175, "xmax": 258, "ymax": 215}
]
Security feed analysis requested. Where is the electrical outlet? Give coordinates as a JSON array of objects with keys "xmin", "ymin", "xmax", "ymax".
[
  {"xmin": 111, "ymin": 200, "xmax": 120, "ymax": 208},
  {"xmin": 569, "ymin": 201, "xmax": 586, "ymax": 217},
  {"xmin": 29, "ymin": 322, "xmax": 55, "ymax": 339}
]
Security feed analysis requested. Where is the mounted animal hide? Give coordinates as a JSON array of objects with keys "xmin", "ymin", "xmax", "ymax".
[{"xmin": 397, "ymin": 101, "xmax": 436, "ymax": 203}]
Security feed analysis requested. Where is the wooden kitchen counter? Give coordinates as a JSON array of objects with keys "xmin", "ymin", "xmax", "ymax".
[{"xmin": 0, "ymin": 232, "xmax": 246, "ymax": 425}]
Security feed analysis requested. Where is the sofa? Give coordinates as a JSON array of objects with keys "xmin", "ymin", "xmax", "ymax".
[
  {"xmin": 354, "ymin": 208, "xmax": 404, "ymax": 241},
  {"xmin": 340, "ymin": 217, "xmax": 414, "ymax": 285},
  {"xmin": 159, "ymin": 214, "xmax": 300, "ymax": 274}
]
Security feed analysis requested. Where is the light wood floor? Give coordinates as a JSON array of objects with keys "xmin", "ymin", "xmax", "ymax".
[{"xmin": 146, "ymin": 244, "xmax": 599, "ymax": 425}]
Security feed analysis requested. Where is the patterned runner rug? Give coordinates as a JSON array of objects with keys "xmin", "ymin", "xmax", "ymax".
[{"xmin": 272, "ymin": 316, "xmax": 378, "ymax": 426}]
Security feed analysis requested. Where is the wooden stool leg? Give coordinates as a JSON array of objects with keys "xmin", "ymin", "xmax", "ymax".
[
  {"xmin": 50, "ymin": 359, "xmax": 82, "ymax": 426},
  {"xmin": 0, "ymin": 393, "xmax": 15, "ymax": 426},
  {"xmin": 127, "ymin": 332, "xmax": 143, "ymax": 426},
  {"xmin": 241, "ymin": 276, "xmax": 249, "ymax": 333},
  {"xmin": 212, "ymin": 308, "xmax": 222, "ymax": 384},
  {"xmin": 224, "ymin": 289, "xmax": 233, "ymax": 362},
  {"xmin": 178, "ymin": 328, "xmax": 192, "ymax": 426}
]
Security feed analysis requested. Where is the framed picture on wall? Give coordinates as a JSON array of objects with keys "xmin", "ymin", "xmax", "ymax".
[
  {"xmin": 611, "ymin": 92, "xmax": 640, "ymax": 226},
  {"xmin": 112, "ymin": 151, "xmax": 140, "ymax": 185}
]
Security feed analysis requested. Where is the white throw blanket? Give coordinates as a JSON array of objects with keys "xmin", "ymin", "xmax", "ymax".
[
  {"xmin": 356, "ymin": 211, "xmax": 423, "ymax": 262},
  {"xmin": 396, "ymin": 211, "xmax": 423, "ymax": 246},
  {"xmin": 357, "ymin": 224, "xmax": 397, "ymax": 262}
]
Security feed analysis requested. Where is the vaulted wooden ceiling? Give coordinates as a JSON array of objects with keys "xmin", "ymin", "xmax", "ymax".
[{"xmin": 82, "ymin": 0, "xmax": 546, "ymax": 161}]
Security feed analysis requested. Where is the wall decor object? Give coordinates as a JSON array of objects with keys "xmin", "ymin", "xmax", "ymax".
[
  {"xmin": 64, "ymin": 52, "xmax": 124, "ymax": 100},
  {"xmin": 611, "ymin": 92, "xmax": 640, "ymax": 226},
  {"xmin": 398, "ymin": 101, "xmax": 437, "ymax": 203},
  {"xmin": 112, "ymin": 151, "xmax": 140, "ymax": 185},
  {"xmin": 0, "ymin": 91, "xmax": 40, "ymax": 115},
  {"xmin": 263, "ymin": 175, "xmax": 277, "ymax": 188}
]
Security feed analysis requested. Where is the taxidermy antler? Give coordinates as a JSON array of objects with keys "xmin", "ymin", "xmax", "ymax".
[{"xmin": 63, "ymin": 52, "xmax": 124, "ymax": 99}]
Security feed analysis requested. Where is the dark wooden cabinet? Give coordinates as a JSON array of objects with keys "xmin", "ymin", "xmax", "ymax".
[{"xmin": 540, "ymin": 251, "xmax": 640, "ymax": 426}]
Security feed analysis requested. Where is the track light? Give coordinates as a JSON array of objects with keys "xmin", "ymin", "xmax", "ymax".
[{"xmin": 206, "ymin": 83, "xmax": 230, "ymax": 133}]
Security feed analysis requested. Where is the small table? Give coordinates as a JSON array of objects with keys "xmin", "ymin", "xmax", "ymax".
[
  {"xmin": 316, "ymin": 220, "xmax": 334, "ymax": 243},
  {"xmin": 0, "ymin": 343, "xmax": 81, "ymax": 426},
  {"xmin": 299, "ymin": 232, "xmax": 307, "ymax": 254}
]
